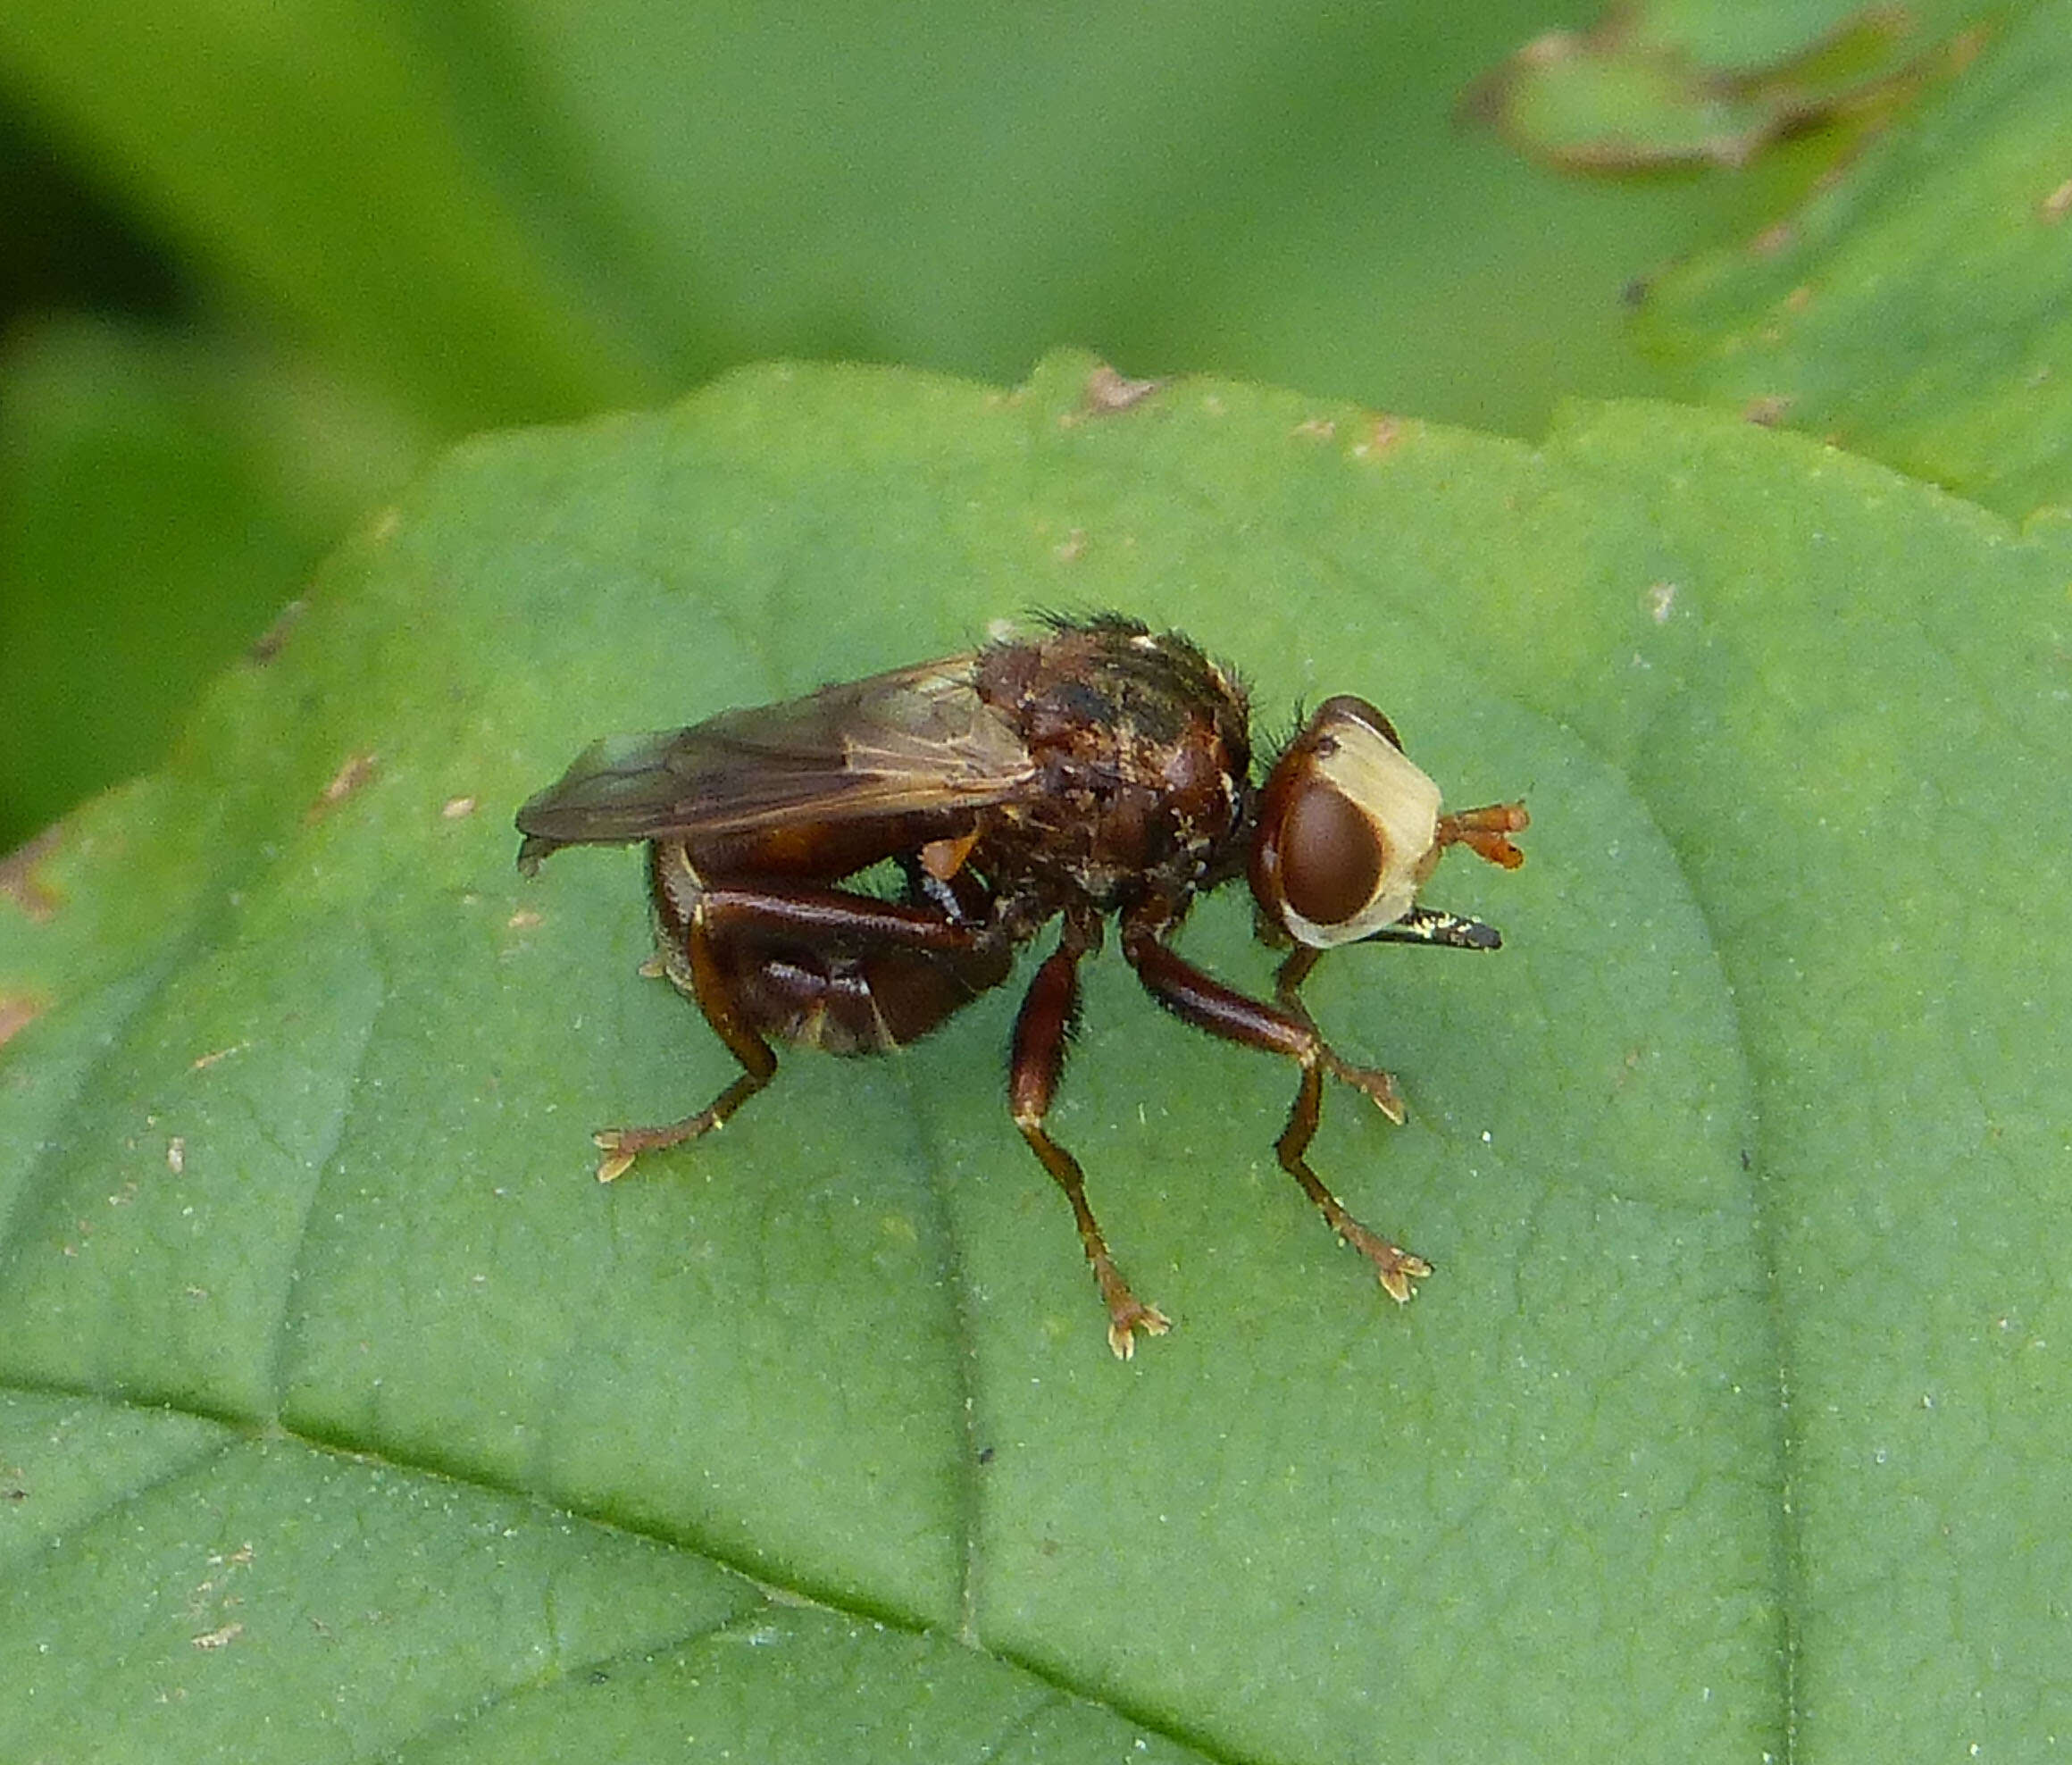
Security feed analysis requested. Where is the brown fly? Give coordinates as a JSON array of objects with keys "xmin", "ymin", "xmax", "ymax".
[{"xmin": 516, "ymin": 614, "xmax": 1525, "ymax": 1355}]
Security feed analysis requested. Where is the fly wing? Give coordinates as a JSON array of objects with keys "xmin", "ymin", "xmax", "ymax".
[{"xmin": 514, "ymin": 654, "xmax": 1037, "ymax": 871}]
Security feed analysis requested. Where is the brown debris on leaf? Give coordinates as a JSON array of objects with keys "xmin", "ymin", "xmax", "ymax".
[
  {"xmin": 305, "ymin": 753, "xmax": 377, "ymax": 824},
  {"xmin": 246, "ymin": 598, "xmax": 306, "ymax": 665},
  {"xmin": 0, "ymin": 828, "xmax": 63, "ymax": 922},
  {"xmin": 1073, "ymin": 364, "xmax": 1163, "ymax": 421},
  {"xmin": 0, "ymin": 991, "xmax": 50, "ymax": 1050}
]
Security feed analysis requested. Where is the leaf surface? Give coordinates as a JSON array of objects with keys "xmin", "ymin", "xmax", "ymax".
[
  {"xmin": 4, "ymin": 353, "xmax": 2069, "ymax": 1759},
  {"xmin": 1635, "ymin": 0, "xmax": 2072, "ymax": 518}
]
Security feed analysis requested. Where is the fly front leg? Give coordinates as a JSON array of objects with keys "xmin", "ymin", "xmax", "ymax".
[
  {"xmin": 1010, "ymin": 913, "xmax": 1171, "ymax": 1359},
  {"xmin": 1123, "ymin": 913, "xmax": 1432, "ymax": 1303},
  {"xmin": 1274, "ymin": 945, "xmax": 1404, "ymax": 1126},
  {"xmin": 1271, "ymin": 1059, "xmax": 1432, "ymax": 1302}
]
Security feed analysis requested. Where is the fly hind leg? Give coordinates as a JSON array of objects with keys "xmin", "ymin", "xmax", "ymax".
[
  {"xmin": 597, "ymin": 860, "xmax": 1007, "ymax": 1182},
  {"xmin": 595, "ymin": 906, "xmax": 779, "ymax": 1181}
]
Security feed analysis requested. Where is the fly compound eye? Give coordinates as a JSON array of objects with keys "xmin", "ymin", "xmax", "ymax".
[
  {"xmin": 1251, "ymin": 698, "xmax": 1445, "ymax": 949},
  {"xmin": 1279, "ymin": 781, "xmax": 1385, "ymax": 928}
]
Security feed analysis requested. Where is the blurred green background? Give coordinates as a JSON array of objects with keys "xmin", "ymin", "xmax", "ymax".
[{"xmin": 0, "ymin": 0, "xmax": 2008, "ymax": 849}]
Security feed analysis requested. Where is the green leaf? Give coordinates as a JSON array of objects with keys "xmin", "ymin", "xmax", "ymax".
[
  {"xmin": 1634, "ymin": 0, "xmax": 2072, "ymax": 518},
  {"xmin": 1463, "ymin": 4, "xmax": 1928, "ymax": 172},
  {"xmin": 5, "ymin": 353, "xmax": 2070, "ymax": 1758}
]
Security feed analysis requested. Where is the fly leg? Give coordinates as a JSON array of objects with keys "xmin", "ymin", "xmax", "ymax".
[
  {"xmin": 598, "ymin": 849, "xmax": 1004, "ymax": 1181},
  {"xmin": 1270, "ymin": 1061, "xmax": 1432, "ymax": 1302},
  {"xmin": 595, "ymin": 904, "xmax": 778, "ymax": 1181},
  {"xmin": 1122, "ymin": 911, "xmax": 1431, "ymax": 1303},
  {"xmin": 1011, "ymin": 913, "xmax": 1171, "ymax": 1359},
  {"xmin": 1274, "ymin": 945, "xmax": 1403, "ymax": 1125}
]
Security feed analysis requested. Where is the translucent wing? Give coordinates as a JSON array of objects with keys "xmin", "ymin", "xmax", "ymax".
[{"xmin": 514, "ymin": 654, "xmax": 1037, "ymax": 871}]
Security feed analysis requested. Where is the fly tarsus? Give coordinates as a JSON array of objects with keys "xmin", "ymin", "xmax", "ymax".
[{"xmin": 592, "ymin": 1061, "xmax": 772, "ymax": 1181}]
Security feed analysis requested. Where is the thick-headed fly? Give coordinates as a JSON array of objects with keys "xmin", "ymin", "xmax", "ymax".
[{"xmin": 516, "ymin": 614, "xmax": 1525, "ymax": 1356}]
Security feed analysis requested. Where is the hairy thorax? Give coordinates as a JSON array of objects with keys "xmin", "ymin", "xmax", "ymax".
[{"xmin": 971, "ymin": 619, "xmax": 1253, "ymax": 917}]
